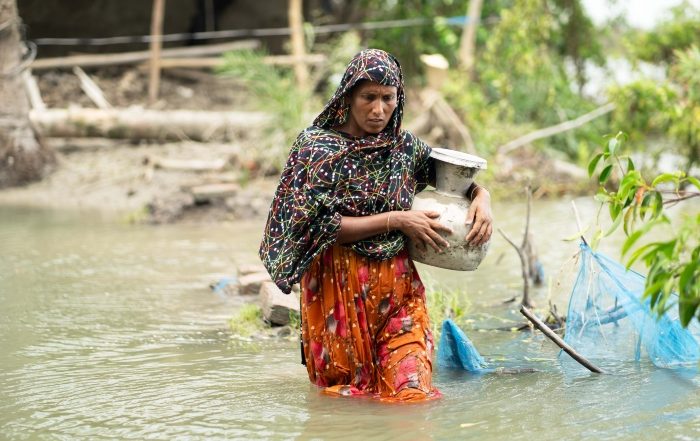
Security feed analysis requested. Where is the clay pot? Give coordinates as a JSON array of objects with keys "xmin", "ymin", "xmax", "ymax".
[{"xmin": 408, "ymin": 147, "xmax": 489, "ymax": 271}]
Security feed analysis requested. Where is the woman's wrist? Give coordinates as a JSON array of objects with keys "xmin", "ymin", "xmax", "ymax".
[
  {"xmin": 387, "ymin": 210, "xmax": 401, "ymax": 232},
  {"xmin": 468, "ymin": 182, "xmax": 489, "ymax": 201}
]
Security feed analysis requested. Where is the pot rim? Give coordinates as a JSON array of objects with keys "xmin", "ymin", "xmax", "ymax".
[{"xmin": 431, "ymin": 147, "xmax": 487, "ymax": 169}]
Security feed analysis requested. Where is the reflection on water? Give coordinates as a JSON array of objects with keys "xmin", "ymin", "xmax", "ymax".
[{"xmin": 1, "ymin": 201, "xmax": 699, "ymax": 440}]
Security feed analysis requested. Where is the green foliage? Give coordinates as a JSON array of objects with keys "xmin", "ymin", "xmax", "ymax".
[
  {"xmin": 588, "ymin": 132, "xmax": 700, "ymax": 326},
  {"xmin": 668, "ymin": 46, "xmax": 700, "ymax": 169},
  {"xmin": 229, "ymin": 303, "xmax": 264, "ymax": 337},
  {"xmin": 608, "ymin": 46, "xmax": 700, "ymax": 170},
  {"xmin": 217, "ymin": 50, "xmax": 319, "ymax": 170},
  {"xmin": 627, "ymin": 3, "xmax": 700, "ymax": 65},
  {"xmin": 608, "ymin": 80, "xmax": 676, "ymax": 138},
  {"xmin": 442, "ymin": 0, "xmax": 604, "ymax": 160},
  {"xmin": 358, "ymin": 0, "xmax": 479, "ymax": 77}
]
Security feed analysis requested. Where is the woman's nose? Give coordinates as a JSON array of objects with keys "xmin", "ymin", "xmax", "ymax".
[{"xmin": 371, "ymin": 99, "xmax": 383, "ymax": 115}]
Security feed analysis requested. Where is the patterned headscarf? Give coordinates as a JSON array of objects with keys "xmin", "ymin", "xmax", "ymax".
[
  {"xmin": 260, "ymin": 49, "xmax": 432, "ymax": 294},
  {"xmin": 313, "ymin": 48, "xmax": 405, "ymax": 137}
]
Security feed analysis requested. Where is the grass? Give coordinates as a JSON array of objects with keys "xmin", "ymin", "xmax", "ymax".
[{"xmin": 228, "ymin": 303, "xmax": 264, "ymax": 337}]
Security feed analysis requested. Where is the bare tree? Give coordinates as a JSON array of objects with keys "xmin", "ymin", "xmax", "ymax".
[{"xmin": 0, "ymin": 0, "xmax": 53, "ymax": 188}]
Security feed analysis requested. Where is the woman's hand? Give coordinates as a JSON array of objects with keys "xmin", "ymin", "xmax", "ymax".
[
  {"xmin": 465, "ymin": 187, "xmax": 493, "ymax": 246},
  {"xmin": 392, "ymin": 210, "xmax": 453, "ymax": 252}
]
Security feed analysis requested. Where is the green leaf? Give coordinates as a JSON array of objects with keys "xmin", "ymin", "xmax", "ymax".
[
  {"xmin": 626, "ymin": 242, "xmax": 659, "ymax": 268},
  {"xmin": 563, "ymin": 225, "xmax": 590, "ymax": 242},
  {"xmin": 644, "ymin": 279, "xmax": 666, "ymax": 308},
  {"xmin": 608, "ymin": 137, "xmax": 619, "ymax": 156},
  {"xmin": 604, "ymin": 212, "xmax": 624, "ymax": 237},
  {"xmin": 609, "ymin": 201, "xmax": 622, "ymax": 221},
  {"xmin": 679, "ymin": 261, "xmax": 698, "ymax": 298},
  {"xmin": 621, "ymin": 219, "xmax": 659, "ymax": 255},
  {"xmin": 627, "ymin": 157, "xmax": 635, "ymax": 172},
  {"xmin": 640, "ymin": 191, "xmax": 654, "ymax": 221},
  {"xmin": 653, "ymin": 192, "xmax": 663, "ymax": 218},
  {"xmin": 599, "ymin": 164, "xmax": 613, "ymax": 184},
  {"xmin": 588, "ymin": 153, "xmax": 604, "ymax": 178},
  {"xmin": 623, "ymin": 206, "xmax": 635, "ymax": 236},
  {"xmin": 594, "ymin": 192, "xmax": 611, "ymax": 203},
  {"xmin": 679, "ymin": 300, "xmax": 699, "ymax": 327},
  {"xmin": 651, "ymin": 173, "xmax": 679, "ymax": 188},
  {"xmin": 591, "ymin": 228, "xmax": 603, "ymax": 251},
  {"xmin": 686, "ymin": 176, "xmax": 700, "ymax": 191}
]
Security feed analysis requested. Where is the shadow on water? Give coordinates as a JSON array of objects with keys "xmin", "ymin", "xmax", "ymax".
[{"xmin": 1, "ymin": 202, "xmax": 699, "ymax": 440}]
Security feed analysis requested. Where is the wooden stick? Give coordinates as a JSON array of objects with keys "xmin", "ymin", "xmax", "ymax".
[
  {"xmin": 497, "ymin": 103, "xmax": 615, "ymax": 156},
  {"xmin": 148, "ymin": 0, "xmax": 166, "ymax": 104},
  {"xmin": 499, "ymin": 227, "xmax": 531, "ymax": 307},
  {"xmin": 73, "ymin": 66, "xmax": 112, "ymax": 109},
  {"xmin": 288, "ymin": 0, "xmax": 309, "ymax": 88},
  {"xmin": 21, "ymin": 70, "xmax": 45, "ymax": 110},
  {"xmin": 520, "ymin": 306, "xmax": 604, "ymax": 373},
  {"xmin": 571, "ymin": 200, "xmax": 588, "ymax": 246},
  {"xmin": 31, "ymin": 40, "xmax": 260, "ymax": 70},
  {"xmin": 148, "ymin": 53, "xmax": 327, "ymax": 69}
]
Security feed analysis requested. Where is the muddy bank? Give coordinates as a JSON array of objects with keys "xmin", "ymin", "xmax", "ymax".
[{"xmin": 0, "ymin": 138, "xmax": 278, "ymax": 223}]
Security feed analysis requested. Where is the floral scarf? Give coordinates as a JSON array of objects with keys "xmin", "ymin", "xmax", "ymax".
[{"xmin": 259, "ymin": 49, "xmax": 432, "ymax": 293}]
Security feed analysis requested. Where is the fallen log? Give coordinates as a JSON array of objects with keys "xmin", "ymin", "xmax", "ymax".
[
  {"xmin": 149, "ymin": 156, "xmax": 228, "ymax": 172},
  {"xmin": 29, "ymin": 108, "xmax": 271, "ymax": 141},
  {"xmin": 189, "ymin": 183, "xmax": 239, "ymax": 202}
]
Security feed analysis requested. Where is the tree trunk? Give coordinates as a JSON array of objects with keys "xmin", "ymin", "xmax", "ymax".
[
  {"xmin": 0, "ymin": 0, "xmax": 53, "ymax": 188},
  {"xmin": 458, "ymin": 0, "xmax": 483, "ymax": 76}
]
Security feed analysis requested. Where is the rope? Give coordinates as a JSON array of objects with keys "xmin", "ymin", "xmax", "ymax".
[
  {"xmin": 33, "ymin": 15, "xmax": 480, "ymax": 46},
  {"xmin": 0, "ymin": 41, "xmax": 37, "ymax": 78}
]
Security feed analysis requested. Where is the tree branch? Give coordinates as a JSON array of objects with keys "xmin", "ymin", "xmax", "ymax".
[{"xmin": 497, "ymin": 103, "xmax": 615, "ymax": 156}]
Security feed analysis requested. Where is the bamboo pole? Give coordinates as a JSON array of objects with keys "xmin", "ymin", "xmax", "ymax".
[
  {"xmin": 31, "ymin": 40, "xmax": 260, "ymax": 70},
  {"xmin": 148, "ymin": 0, "xmax": 166, "ymax": 105},
  {"xmin": 288, "ymin": 0, "xmax": 309, "ymax": 88},
  {"xmin": 520, "ymin": 306, "xmax": 604, "ymax": 374},
  {"xmin": 147, "ymin": 53, "xmax": 327, "ymax": 69}
]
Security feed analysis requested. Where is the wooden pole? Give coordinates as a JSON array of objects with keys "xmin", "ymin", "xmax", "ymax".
[
  {"xmin": 31, "ymin": 40, "xmax": 260, "ymax": 70},
  {"xmin": 148, "ymin": 0, "xmax": 166, "ymax": 105},
  {"xmin": 520, "ymin": 306, "xmax": 604, "ymax": 374},
  {"xmin": 458, "ymin": 0, "xmax": 483, "ymax": 76},
  {"xmin": 288, "ymin": 0, "xmax": 309, "ymax": 88}
]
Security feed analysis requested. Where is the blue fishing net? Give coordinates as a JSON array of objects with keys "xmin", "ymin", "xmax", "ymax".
[
  {"xmin": 437, "ymin": 319, "xmax": 491, "ymax": 372},
  {"xmin": 564, "ymin": 243, "xmax": 700, "ymax": 369}
]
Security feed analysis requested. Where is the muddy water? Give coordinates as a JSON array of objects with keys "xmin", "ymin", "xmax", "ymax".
[{"xmin": 1, "ymin": 200, "xmax": 699, "ymax": 440}]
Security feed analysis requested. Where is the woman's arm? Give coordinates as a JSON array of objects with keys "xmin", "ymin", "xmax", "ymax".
[{"xmin": 337, "ymin": 210, "xmax": 453, "ymax": 252}]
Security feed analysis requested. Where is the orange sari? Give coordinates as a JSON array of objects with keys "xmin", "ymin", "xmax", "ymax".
[{"xmin": 300, "ymin": 244, "xmax": 440, "ymax": 402}]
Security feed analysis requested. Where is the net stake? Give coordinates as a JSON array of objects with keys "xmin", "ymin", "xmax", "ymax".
[{"xmin": 520, "ymin": 306, "xmax": 604, "ymax": 374}]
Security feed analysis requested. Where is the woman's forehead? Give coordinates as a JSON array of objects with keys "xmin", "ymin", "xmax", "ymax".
[{"xmin": 353, "ymin": 81, "xmax": 398, "ymax": 94}]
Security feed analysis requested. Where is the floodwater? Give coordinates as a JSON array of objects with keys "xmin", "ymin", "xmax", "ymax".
[{"xmin": 1, "ymin": 199, "xmax": 699, "ymax": 440}]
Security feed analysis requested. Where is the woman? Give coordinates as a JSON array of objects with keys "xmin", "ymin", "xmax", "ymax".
[{"xmin": 260, "ymin": 49, "xmax": 493, "ymax": 402}]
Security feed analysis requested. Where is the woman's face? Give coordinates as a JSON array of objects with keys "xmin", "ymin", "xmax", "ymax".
[{"xmin": 345, "ymin": 81, "xmax": 398, "ymax": 137}]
